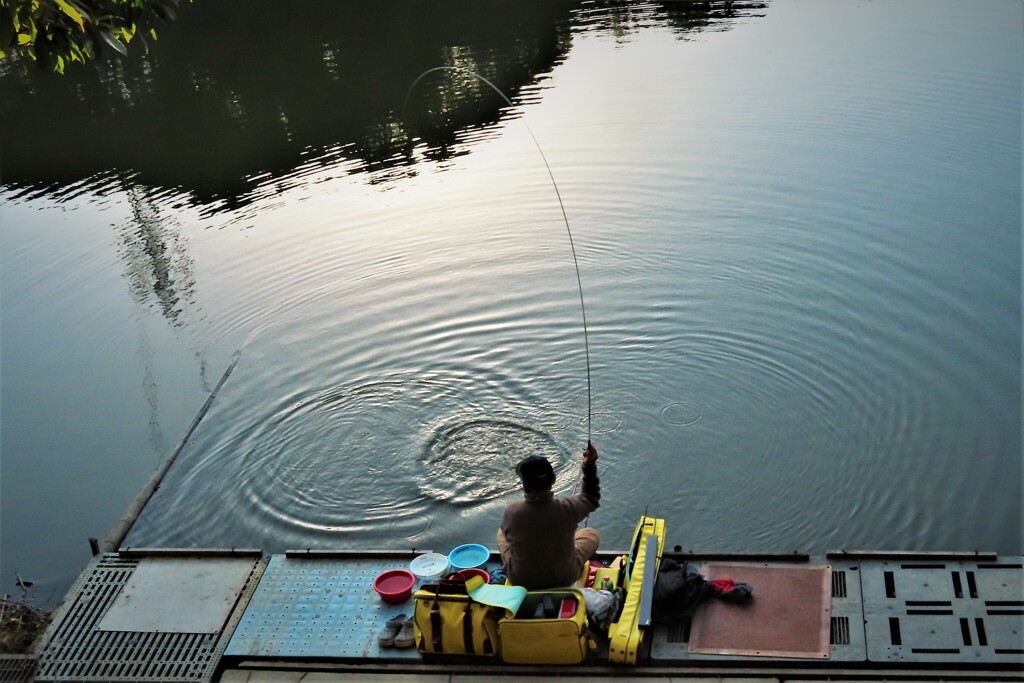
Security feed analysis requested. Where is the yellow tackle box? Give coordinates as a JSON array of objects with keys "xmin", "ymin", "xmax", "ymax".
[{"xmin": 498, "ymin": 588, "xmax": 591, "ymax": 664}]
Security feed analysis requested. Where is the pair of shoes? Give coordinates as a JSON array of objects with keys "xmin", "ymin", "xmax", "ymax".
[
  {"xmin": 378, "ymin": 614, "xmax": 415, "ymax": 648},
  {"xmin": 395, "ymin": 618, "xmax": 414, "ymax": 648}
]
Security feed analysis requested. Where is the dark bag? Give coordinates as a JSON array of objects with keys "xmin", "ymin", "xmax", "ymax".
[{"xmin": 652, "ymin": 558, "xmax": 716, "ymax": 623}]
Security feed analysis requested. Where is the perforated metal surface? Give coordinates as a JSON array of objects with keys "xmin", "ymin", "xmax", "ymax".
[
  {"xmin": 825, "ymin": 564, "xmax": 868, "ymax": 662},
  {"xmin": 34, "ymin": 553, "xmax": 264, "ymax": 682},
  {"xmin": 861, "ymin": 559, "xmax": 1024, "ymax": 664},
  {"xmin": 0, "ymin": 655, "xmax": 36, "ymax": 683},
  {"xmin": 224, "ymin": 555, "xmax": 422, "ymax": 661}
]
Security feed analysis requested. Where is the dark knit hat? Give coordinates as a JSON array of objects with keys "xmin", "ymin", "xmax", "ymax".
[{"xmin": 516, "ymin": 455, "xmax": 554, "ymax": 488}]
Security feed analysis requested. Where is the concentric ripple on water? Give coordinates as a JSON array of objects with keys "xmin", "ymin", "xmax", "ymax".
[
  {"xmin": 217, "ymin": 369, "xmax": 581, "ymax": 544},
  {"xmin": 419, "ymin": 416, "xmax": 566, "ymax": 505},
  {"xmin": 238, "ymin": 381, "xmax": 429, "ymax": 533},
  {"xmin": 659, "ymin": 402, "xmax": 702, "ymax": 426}
]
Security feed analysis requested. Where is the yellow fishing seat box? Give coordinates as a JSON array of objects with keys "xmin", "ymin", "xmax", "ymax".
[
  {"xmin": 607, "ymin": 515, "xmax": 666, "ymax": 665},
  {"xmin": 498, "ymin": 588, "xmax": 591, "ymax": 664}
]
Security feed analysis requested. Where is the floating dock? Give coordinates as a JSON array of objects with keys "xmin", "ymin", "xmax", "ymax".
[
  {"xmin": 5, "ymin": 546, "xmax": 1021, "ymax": 682},
  {"xmin": 7, "ymin": 369, "xmax": 1017, "ymax": 681}
]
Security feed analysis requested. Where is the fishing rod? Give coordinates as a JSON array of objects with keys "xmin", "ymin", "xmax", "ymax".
[
  {"xmin": 403, "ymin": 66, "xmax": 593, "ymax": 444},
  {"xmin": 94, "ymin": 350, "xmax": 242, "ymax": 554}
]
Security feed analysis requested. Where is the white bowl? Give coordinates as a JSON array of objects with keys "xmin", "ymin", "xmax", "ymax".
[{"xmin": 410, "ymin": 552, "xmax": 449, "ymax": 581}]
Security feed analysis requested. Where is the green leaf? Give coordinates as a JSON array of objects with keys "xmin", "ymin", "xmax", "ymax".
[
  {"xmin": 149, "ymin": 27, "xmax": 157, "ymax": 40},
  {"xmin": 17, "ymin": 32, "xmax": 31, "ymax": 45},
  {"xmin": 99, "ymin": 29, "xmax": 127, "ymax": 56},
  {"xmin": 54, "ymin": 0, "xmax": 85, "ymax": 31},
  {"xmin": 117, "ymin": 23, "xmax": 135, "ymax": 42}
]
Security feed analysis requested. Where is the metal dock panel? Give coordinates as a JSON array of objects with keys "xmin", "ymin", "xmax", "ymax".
[
  {"xmin": 97, "ymin": 558, "xmax": 258, "ymax": 633},
  {"xmin": 825, "ymin": 561, "xmax": 867, "ymax": 662},
  {"xmin": 650, "ymin": 560, "xmax": 866, "ymax": 663},
  {"xmin": 223, "ymin": 555, "xmax": 421, "ymax": 661},
  {"xmin": 860, "ymin": 558, "xmax": 1024, "ymax": 664},
  {"xmin": 34, "ymin": 553, "xmax": 264, "ymax": 682},
  {"xmin": 0, "ymin": 655, "xmax": 36, "ymax": 683},
  {"xmin": 687, "ymin": 563, "xmax": 832, "ymax": 659}
]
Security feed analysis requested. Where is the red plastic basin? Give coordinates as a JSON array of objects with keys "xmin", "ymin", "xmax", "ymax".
[{"xmin": 373, "ymin": 569, "xmax": 416, "ymax": 603}]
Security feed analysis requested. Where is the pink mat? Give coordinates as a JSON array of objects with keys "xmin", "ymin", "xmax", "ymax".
[{"xmin": 688, "ymin": 562, "xmax": 831, "ymax": 659}]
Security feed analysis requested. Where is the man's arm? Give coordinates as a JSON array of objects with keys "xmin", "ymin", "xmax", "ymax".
[{"xmin": 581, "ymin": 442, "xmax": 600, "ymax": 509}]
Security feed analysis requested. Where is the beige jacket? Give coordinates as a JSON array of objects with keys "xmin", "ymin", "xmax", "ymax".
[{"xmin": 499, "ymin": 461, "xmax": 600, "ymax": 588}]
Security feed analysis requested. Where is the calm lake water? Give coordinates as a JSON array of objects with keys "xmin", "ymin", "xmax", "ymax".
[{"xmin": 1, "ymin": 0, "xmax": 1021, "ymax": 605}]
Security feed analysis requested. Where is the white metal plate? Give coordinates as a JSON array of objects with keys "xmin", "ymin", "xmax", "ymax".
[{"xmin": 97, "ymin": 557, "xmax": 256, "ymax": 633}]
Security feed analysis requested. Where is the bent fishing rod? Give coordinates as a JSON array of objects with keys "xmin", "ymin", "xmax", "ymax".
[{"xmin": 403, "ymin": 66, "xmax": 593, "ymax": 445}]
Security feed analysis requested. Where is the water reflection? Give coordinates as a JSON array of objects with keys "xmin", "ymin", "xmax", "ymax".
[
  {"xmin": 0, "ymin": 0, "xmax": 770, "ymax": 219},
  {"xmin": 118, "ymin": 182, "xmax": 201, "ymax": 453},
  {"xmin": 119, "ymin": 185, "xmax": 196, "ymax": 326},
  {"xmin": 574, "ymin": 1, "xmax": 768, "ymax": 41}
]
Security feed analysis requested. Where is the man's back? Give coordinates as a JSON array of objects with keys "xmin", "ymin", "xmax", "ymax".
[
  {"xmin": 501, "ymin": 488, "xmax": 596, "ymax": 588},
  {"xmin": 498, "ymin": 446, "xmax": 601, "ymax": 589}
]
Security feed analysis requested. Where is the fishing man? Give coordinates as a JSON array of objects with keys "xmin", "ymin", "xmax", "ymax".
[{"xmin": 496, "ymin": 442, "xmax": 601, "ymax": 589}]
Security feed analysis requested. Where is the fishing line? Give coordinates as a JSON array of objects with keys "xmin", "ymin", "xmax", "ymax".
[{"xmin": 403, "ymin": 66, "xmax": 593, "ymax": 443}]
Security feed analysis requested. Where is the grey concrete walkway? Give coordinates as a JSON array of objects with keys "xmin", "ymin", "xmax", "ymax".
[
  {"xmin": 218, "ymin": 675, "xmax": 774, "ymax": 679},
  {"xmin": 219, "ymin": 674, "xmax": 775, "ymax": 682},
  {"xmin": 218, "ymin": 672, "xmax": 1002, "ymax": 683}
]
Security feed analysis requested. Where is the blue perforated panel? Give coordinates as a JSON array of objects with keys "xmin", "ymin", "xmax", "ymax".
[{"xmin": 224, "ymin": 555, "xmax": 422, "ymax": 660}]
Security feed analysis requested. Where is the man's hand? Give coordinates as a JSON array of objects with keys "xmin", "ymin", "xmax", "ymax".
[{"xmin": 583, "ymin": 441, "xmax": 598, "ymax": 467}]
